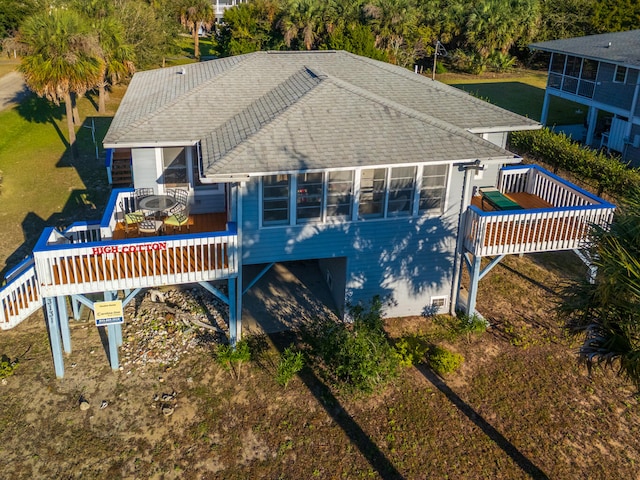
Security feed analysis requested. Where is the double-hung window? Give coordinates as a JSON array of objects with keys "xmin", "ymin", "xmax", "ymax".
[
  {"xmin": 263, "ymin": 175, "xmax": 290, "ymax": 225},
  {"xmin": 387, "ymin": 166, "xmax": 416, "ymax": 216},
  {"xmin": 296, "ymin": 172, "xmax": 323, "ymax": 223},
  {"xmin": 326, "ymin": 171, "xmax": 353, "ymax": 218},
  {"xmin": 419, "ymin": 165, "xmax": 448, "ymax": 214},
  {"xmin": 359, "ymin": 168, "xmax": 386, "ymax": 218}
]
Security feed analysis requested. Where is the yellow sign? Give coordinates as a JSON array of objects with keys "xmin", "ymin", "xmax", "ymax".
[{"xmin": 94, "ymin": 300, "xmax": 124, "ymax": 326}]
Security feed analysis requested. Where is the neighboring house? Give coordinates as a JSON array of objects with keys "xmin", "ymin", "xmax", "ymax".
[
  {"xmin": 212, "ymin": 0, "xmax": 248, "ymax": 22},
  {"xmin": 0, "ymin": 51, "xmax": 615, "ymax": 378},
  {"xmin": 530, "ymin": 30, "xmax": 640, "ymax": 164}
]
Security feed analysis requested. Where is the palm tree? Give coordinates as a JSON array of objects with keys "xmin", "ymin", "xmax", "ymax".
[
  {"xmin": 561, "ymin": 191, "xmax": 640, "ymax": 389},
  {"xmin": 71, "ymin": 0, "xmax": 136, "ymax": 114},
  {"xmin": 18, "ymin": 9, "xmax": 104, "ymax": 157},
  {"xmin": 179, "ymin": 0, "xmax": 214, "ymax": 59},
  {"xmin": 279, "ymin": 0, "xmax": 325, "ymax": 50},
  {"xmin": 363, "ymin": 0, "xmax": 418, "ymax": 63}
]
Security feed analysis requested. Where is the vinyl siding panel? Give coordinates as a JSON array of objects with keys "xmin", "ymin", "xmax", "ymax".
[
  {"xmin": 240, "ymin": 172, "xmax": 464, "ymax": 318},
  {"xmin": 594, "ymin": 63, "xmax": 637, "ymax": 110}
]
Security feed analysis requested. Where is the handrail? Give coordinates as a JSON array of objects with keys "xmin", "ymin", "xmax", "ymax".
[{"xmin": 0, "ymin": 257, "xmax": 41, "ymax": 330}]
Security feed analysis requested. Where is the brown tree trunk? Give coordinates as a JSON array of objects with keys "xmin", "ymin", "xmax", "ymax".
[
  {"xmin": 71, "ymin": 92, "xmax": 80, "ymax": 126},
  {"xmin": 193, "ymin": 27, "xmax": 200, "ymax": 59},
  {"xmin": 64, "ymin": 92, "xmax": 77, "ymax": 160}
]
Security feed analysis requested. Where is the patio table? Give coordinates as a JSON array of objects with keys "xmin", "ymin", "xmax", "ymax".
[{"xmin": 138, "ymin": 195, "xmax": 178, "ymax": 219}]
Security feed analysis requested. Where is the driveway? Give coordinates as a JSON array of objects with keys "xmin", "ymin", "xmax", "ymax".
[{"xmin": 0, "ymin": 70, "xmax": 28, "ymax": 111}]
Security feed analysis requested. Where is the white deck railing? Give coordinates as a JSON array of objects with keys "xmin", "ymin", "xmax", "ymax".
[
  {"xmin": 0, "ymin": 257, "xmax": 41, "ymax": 330},
  {"xmin": 464, "ymin": 165, "xmax": 615, "ymax": 257},
  {"xmin": 33, "ymin": 225, "xmax": 238, "ymax": 297}
]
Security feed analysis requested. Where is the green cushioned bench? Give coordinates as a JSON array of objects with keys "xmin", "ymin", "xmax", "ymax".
[{"xmin": 479, "ymin": 187, "xmax": 524, "ymax": 211}]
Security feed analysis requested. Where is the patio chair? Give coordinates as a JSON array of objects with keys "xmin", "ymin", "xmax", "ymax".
[
  {"xmin": 134, "ymin": 187, "xmax": 154, "ymax": 204},
  {"xmin": 119, "ymin": 200, "xmax": 145, "ymax": 236},
  {"xmin": 172, "ymin": 189, "xmax": 189, "ymax": 211},
  {"xmin": 163, "ymin": 204, "xmax": 190, "ymax": 233}
]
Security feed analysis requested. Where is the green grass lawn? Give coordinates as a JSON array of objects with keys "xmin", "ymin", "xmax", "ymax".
[
  {"xmin": 441, "ymin": 70, "xmax": 586, "ymax": 126},
  {"xmin": 0, "ymin": 87, "xmax": 124, "ymax": 276}
]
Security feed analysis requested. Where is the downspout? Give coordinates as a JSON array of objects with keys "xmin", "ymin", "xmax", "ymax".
[{"xmin": 449, "ymin": 160, "xmax": 483, "ymax": 315}]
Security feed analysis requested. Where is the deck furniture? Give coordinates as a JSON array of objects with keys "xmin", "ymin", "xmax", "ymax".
[
  {"xmin": 138, "ymin": 194, "xmax": 178, "ymax": 219},
  {"xmin": 163, "ymin": 204, "xmax": 190, "ymax": 232},
  {"xmin": 169, "ymin": 189, "xmax": 189, "ymax": 212},
  {"xmin": 119, "ymin": 201, "xmax": 144, "ymax": 236},
  {"xmin": 479, "ymin": 187, "xmax": 523, "ymax": 211},
  {"xmin": 134, "ymin": 188, "xmax": 154, "ymax": 203},
  {"xmin": 138, "ymin": 219, "xmax": 163, "ymax": 235}
]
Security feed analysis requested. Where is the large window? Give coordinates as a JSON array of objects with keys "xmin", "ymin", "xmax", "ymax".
[
  {"xmin": 359, "ymin": 168, "xmax": 386, "ymax": 218},
  {"xmin": 162, "ymin": 147, "xmax": 188, "ymax": 187},
  {"xmin": 327, "ymin": 171, "xmax": 353, "ymax": 218},
  {"xmin": 296, "ymin": 172, "xmax": 323, "ymax": 223},
  {"xmin": 263, "ymin": 175, "xmax": 290, "ymax": 225},
  {"xmin": 614, "ymin": 65, "xmax": 627, "ymax": 83},
  {"xmin": 388, "ymin": 166, "xmax": 416, "ymax": 216},
  {"xmin": 419, "ymin": 165, "xmax": 448, "ymax": 213}
]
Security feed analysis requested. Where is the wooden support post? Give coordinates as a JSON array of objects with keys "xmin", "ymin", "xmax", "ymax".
[
  {"xmin": 44, "ymin": 297, "xmax": 65, "ymax": 378},
  {"xmin": 467, "ymin": 255, "xmax": 482, "ymax": 317},
  {"xmin": 57, "ymin": 296, "xmax": 71, "ymax": 354}
]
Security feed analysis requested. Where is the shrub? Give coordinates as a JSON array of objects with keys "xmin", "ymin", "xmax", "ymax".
[
  {"xmin": 394, "ymin": 335, "xmax": 430, "ymax": 367},
  {"xmin": 215, "ymin": 340, "xmax": 250, "ymax": 380},
  {"xmin": 310, "ymin": 296, "xmax": 400, "ymax": 393},
  {"xmin": 428, "ymin": 346, "xmax": 464, "ymax": 375},
  {"xmin": 456, "ymin": 313, "xmax": 489, "ymax": 341},
  {"xmin": 0, "ymin": 355, "xmax": 18, "ymax": 379},
  {"xmin": 510, "ymin": 128, "xmax": 640, "ymax": 199},
  {"xmin": 275, "ymin": 346, "xmax": 305, "ymax": 388}
]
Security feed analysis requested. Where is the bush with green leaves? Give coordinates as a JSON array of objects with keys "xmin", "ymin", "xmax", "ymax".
[
  {"xmin": 428, "ymin": 346, "xmax": 464, "ymax": 375},
  {"xmin": 275, "ymin": 346, "xmax": 305, "ymax": 388},
  {"xmin": 309, "ymin": 296, "xmax": 400, "ymax": 393},
  {"xmin": 0, "ymin": 355, "xmax": 18, "ymax": 379},
  {"xmin": 394, "ymin": 335, "xmax": 430, "ymax": 367},
  {"xmin": 215, "ymin": 340, "xmax": 250, "ymax": 380},
  {"xmin": 510, "ymin": 128, "xmax": 640, "ymax": 199}
]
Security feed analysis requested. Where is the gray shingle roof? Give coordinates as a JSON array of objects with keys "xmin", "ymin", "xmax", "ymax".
[
  {"xmin": 530, "ymin": 30, "xmax": 640, "ymax": 66},
  {"xmin": 104, "ymin": 50, "xmax": 538, "ymax": 175}
]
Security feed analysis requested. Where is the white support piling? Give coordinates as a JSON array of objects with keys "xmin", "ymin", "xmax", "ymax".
[
  {"xmin": 467, "ymin": 254, "xmax": 482, "ymax": 317},
  {"xmin": 57, "ymin": 296, "xmax": 71, "ymax": 354},
  {"xmin": 44, "ymin": 297, "xmax": 65, "ymax": 378}
]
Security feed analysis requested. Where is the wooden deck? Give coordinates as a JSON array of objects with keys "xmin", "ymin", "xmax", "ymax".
[{"xmin": 111, "ymin": 212, "xmax": 228, "ymax": 240}]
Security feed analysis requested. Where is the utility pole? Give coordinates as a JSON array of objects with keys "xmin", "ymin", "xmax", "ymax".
[{"xmin": 432, "ymin": 40, "xmax": 448, "ymax": 81}]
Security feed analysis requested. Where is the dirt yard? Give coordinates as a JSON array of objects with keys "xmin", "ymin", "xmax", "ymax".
[{"xmin": 0, "ymin": 250, "xmax": 639, "ymax": 479}]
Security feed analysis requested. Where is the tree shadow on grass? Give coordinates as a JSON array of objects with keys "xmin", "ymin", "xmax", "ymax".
[
  {"xmin": 16, "ymin": 95, "xmax": 69, "ymax": 152},
  {"xmin": 265, "ymin": 331, "xmax": 405, "ymax": 480},
  {"xmin": 416, "ymin": 364, "xmax": 549, "ymax": 480}
]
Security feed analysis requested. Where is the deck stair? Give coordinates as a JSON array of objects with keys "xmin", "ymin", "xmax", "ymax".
[{"xmin": 109, "ymin": 149, "xmax": 133, "ymax": 186}]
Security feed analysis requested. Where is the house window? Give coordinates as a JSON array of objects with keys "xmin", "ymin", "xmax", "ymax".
[
  {"xmin": 420, "ymin": 164, "xmax": 448, "ymax": 213},
  {"xmin": 296, "ymin": 172, "xmax": 323, "ymax": 223},
  {"xmin": 550, "ymin": 53, "xmax": 566, "ymax": 74},
  {"xmin": 263, "ymin": 175, "xmax": 290, "ymax": 225},
  {"xmin": 359, "ymin": 168, "xmax": 386, "ymax": 218},
  {"xmin": 327, "ymin": 170, "xmax": 353, "ymax": 218},
  {"xmin": 162, "ymin": 147, "xmax": 188, "ymax": 187},
  {"xmin": 614, "ymin": 65, "xmax": 627, "ymax": 83},
  {"xmin": 581, "ymin": 59, "xmax": 598, "ymax": 81},
  {"xmin": 388, "ymin": 166, "xmax": 416, "ymax": 216}
]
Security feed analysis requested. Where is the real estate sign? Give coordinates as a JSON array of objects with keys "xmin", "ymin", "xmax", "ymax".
[{"xmin": 94, "ymin": 300, "xmax": 124, "ymax": 327}]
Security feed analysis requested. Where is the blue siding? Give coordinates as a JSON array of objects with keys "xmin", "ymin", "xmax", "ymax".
[
  {"xmin": 594, "ymin": 63, "xmax": 637, "ymax": 110},
  {"xmin": 240, "ymin": 170, "xmax": 468, "ymax": 317}
]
